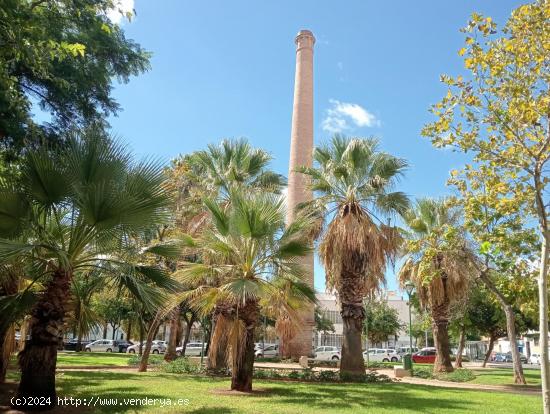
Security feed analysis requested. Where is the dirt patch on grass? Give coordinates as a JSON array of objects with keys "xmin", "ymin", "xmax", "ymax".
[{"xmin": 210, "ymin": 387, "xmax": 272, "ymax": 396}]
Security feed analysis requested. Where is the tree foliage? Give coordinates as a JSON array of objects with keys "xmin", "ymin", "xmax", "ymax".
[{"xmin": 0, "ymin": 0, "xmax": 150, "ymax": 162}]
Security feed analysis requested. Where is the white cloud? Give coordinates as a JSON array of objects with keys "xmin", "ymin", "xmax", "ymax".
[
  {"xmin": 321, "ymin": 99, "xmax": 380, "ymax": 133},
  {"xmin": 107, "ymin": 0, "xmax": 134, "ymax": 24}
]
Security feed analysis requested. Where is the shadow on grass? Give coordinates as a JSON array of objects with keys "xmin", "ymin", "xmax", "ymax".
[
  {"xmin": 254, "ymin": 382, "xmax": 478, "ymax": 413},
  {"xmin": 3, "ymin": 370, "xmax": 539, "ymax": 413}
]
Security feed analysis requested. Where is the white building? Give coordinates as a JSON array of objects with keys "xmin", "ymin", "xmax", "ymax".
[{"xmin": 314, "ymin": 291, "xmax": 414, "ymax": 349}]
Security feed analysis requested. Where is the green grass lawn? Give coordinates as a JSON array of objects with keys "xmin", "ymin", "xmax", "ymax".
[
  {"xmin": 470, "ymin": 368, "xmax": 542, "ymax": 387},
  {"xmin": 55, "ymin": 352, "xmax": 134, "ymax": 367},
  {"xmin": 1, "ymin": 370, "xmax": 541, "ymax": 414}
]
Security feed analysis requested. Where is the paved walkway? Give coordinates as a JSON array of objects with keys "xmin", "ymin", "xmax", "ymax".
[{"xmin": 376, "ymin": 369, "xmax": 541, "ymax": 396}]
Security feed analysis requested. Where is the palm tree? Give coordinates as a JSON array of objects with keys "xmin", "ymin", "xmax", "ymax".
[
  {"xmin": 179, "ymin": 191, "xmax": 315, "ymax": 391},
  {"xmin": 188, "ymin": 138, "xmax": 286, "ymax": 200},
  {"xmin": 299, "ymin": 136, "xmax": 408, "ymax": 376},
  {"xmin": 174, "ymin": 139, "xmax": 287, "ymax": 369},
  {"xmin": 0, "ymin": 130, "xmax": 176, "ymax": 409},
  {"xmin": 398, "ymin": 198, "xmax": 476, "ymax": 373}
]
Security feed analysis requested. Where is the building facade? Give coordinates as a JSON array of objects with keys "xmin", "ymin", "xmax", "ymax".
[{"xmin": 314, "ymin": 291, "xmax": 414, "ymax": 349}]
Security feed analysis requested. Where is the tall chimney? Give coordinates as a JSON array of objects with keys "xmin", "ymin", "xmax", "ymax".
[{"xmin": 287, "ymin": 29, "xmax": 315, "ymax": 358}]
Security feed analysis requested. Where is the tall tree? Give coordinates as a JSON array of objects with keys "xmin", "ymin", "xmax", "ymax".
[
  {"xmin": 399, "ymin": 199, "xmax": 476, "ymax": 373},
  {"xmin": 0, "ymin": 130, "xmax": 176, "ymax": 410},
  {"xmin": 176, "ymin": 139, "xmax": 287, "ymax": 369},
  {"xmin": 0, "ymin": 0, "xmax": 150, "ymax": 162},
  {"xmin": 422, "ymin": 1, "xmax": 549, "ymax": 406},
  {"xmin": 363, "ymin": 299, "xmax": 404, "ymax": 347},
  {"xmin": 300, "ymin": 136, "xmax": 408, "ymax": 377},
  {"xmin": 180, "ymin": 191, "xmax": 315, "ymax": 392}
]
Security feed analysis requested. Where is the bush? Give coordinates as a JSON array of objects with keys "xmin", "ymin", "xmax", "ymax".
[
  {"xmin": 412, "ymin": 366, "xmax": 434, "ymax": 379},
  {"xmin": 127, "ymin": 354, "xmax": 164, "ymax": 367},
  {"xmin": 287, "ymin": 370, "xmax": 300, "ymax": 379},
  {"xmin": 310, "ymin": 360, "xmax": 339, "ymax": 368},
  {"xmin": 299, "ymin": 368, "xmax": 315, "ymax": 381},
  {"xmin": 412, "ymin": 366, "xmax": 475, "ymax": 382},
  {"xmin": 317, "ymin": 370, "xmax": 338, "ymax": 382},
  {"xmin": 160, "ymin": 357, "xmax": 204, "ymax": 374},
  {"xmin": 364, "ymin": 361, "xmax": 394, "ymax": 369},
  {"xmin": 442, "ymin": 369, "xmax": 475, "ymax": 382},
  {"xmin": 339, "ymin": 370, "xmax": 393, "ymax": 383}
]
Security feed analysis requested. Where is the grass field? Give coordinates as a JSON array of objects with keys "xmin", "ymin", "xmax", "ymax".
[
  {"xmin": 1, "ymin": 370, "xmax": 541, "ymax": 414},
  {"xmin": 470, "ymin": 368, "xmax": 542, "ymax": 387}
]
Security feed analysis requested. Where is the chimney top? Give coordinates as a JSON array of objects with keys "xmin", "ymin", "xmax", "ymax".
[{"xmin": 295, "ymin": 30, "xmax": 315, "ymax": 48}]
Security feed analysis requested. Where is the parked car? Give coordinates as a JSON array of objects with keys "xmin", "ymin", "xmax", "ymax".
[
  {"xmin": 313, "ymin": 346, "xmax": 340, "ymax": 361},
  {"xmin": 85, "ymin": 339, "xmax": 117, "ymax": 352},
  {"xmin": 363, "ymin": 348, "xmax": 401, "ymax": 363},
  {"xmin": 126, "ymin": 340, "xmax": 166, "ymax": 354},
  {"xmin": 176, "ymin": 342, "xmax": 205, "ymax": 357},
  {"xmin": 412, "ymin": 347, "xmax": 437, "ymax": 363},
  {"xmin": 63, "ymin": 339, "xmax": 91, "ymax": 351},
  {"xmin": 529, "ymin": 353, "xmax": 541, "ymax": 365},
  {"xmin": 504, "ymin": 353, "xmax": 528, "ymax": 364},
  {"xmin": 492, "ymin": 352, "xmax": 506, "ymax": 362},
  {"xmin": 255, "ymin": 344, "xmax": 279, "ymax": 358},
  {"xmin": 255, "ymin": 342, "xmax": 276, "ymax": 351},
  {"xmin": 493, "ymin": 352, "xmax": 527, "ymax": 363},
  {"xmin": 116, "ymin": 340, "xmax": 134, "ymax": 353},
  {"xmin": 396, "ymin": 346, "xmax": 419, "ymax": 355}
]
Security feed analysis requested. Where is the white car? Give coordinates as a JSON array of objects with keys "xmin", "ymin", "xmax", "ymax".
[
  {"xmin": 255, "ymin": 344, "xmax": 279, "ymax": 358},
  {"xmin": 529, "ymin": 353, "xmax": 541, "ymax": 365},
  {"xmin": 126, "ymin": 340, "xmax": 166, "ymax": 354},
  {"xmin": 363, "ymin": 348, "xmax": 401, "ymax": 362},
  {"xmin": 85, "ymin": 339, "xmax": 116, "ymax": 352},
  {"xmin": 176, "ymin": 342, "xmax": 205, "ymax": 357},
  {"xmin": 313, "ymin": 346, "xmax": 340, "ymax": 361}
]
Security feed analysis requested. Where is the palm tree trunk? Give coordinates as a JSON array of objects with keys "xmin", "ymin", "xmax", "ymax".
[
  {"xmin": 483, "ymin": 334, "xmax": 497, "ymax": 368},
  {"xmin": 454, "ymin": 323, "xmax": 466, "ymax": 368},
  {"xmin": 431, "ymin": 300, "xmax": 453, "ymax": 373},
  {"xmin": 138, "ymin": 313, "xmax": 163, "ymax": 372},
  {"xmin": 479, "ymin": 271, "xmax": 526, "ymax": 384},
  {"xmin": 231, "ymin": 301, "xmax": 258, "ymax": 392},
  {"xmin": 164, "ymin": 308, "xmax": 179, "ymax": 362},
  {"xmin": 0, "ymin": 273, "xmax": 18, "ymax": 383},
  {"xmin": 126, "ymin": 320, "xmax": 133, "ymax": 342},
  {"xmin": 16, "ymin": 270, "xmax": 71, "ymax": 410},
  {"xmin": 139, "ymin": 319, "xmax": 144, "ymax": 355},
  {"xmin": 340, "ymin": 302, "xmax": 366, "ymax": 377},
  {"xmin": 0, "ymin": 325, "xmax": 15, "ymax": 383},
  {"xmin": 181, "ymin": 314, "xmax": 196, "ymax": 357},
  {"xmin": 207, "ymin": 310, "xmax": 231, "ymax": 371}
]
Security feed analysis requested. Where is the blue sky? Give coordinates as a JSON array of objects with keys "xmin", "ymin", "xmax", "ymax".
[{"xmin": 107, "ymin": 0, "xmax": 524, "ymax": 292}]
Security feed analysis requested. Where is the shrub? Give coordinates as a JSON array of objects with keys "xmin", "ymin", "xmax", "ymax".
[
  {"xmin": 442, "ymin": 369, "xmax": 475, "ymax": 382},
  {"xmin": 317, "ymin": 370, "xmax": 338, "ymax": 382},
  {"xmin": 253, "ymin": 369, "xmax": 269, "ymax": 379},
  {"xmin": 160, "ymin": 357, "xmax": 204, "ymax": 374},
  {"xmin": 287, "ymin": 370, "xmax": 300, "ymax": 379},
  {"xmin": 363, "ymin": 371, "xmax": 392, "ymax": 383},
  {"xmin": 127, "ymin": 354, "xmax": 164, "ymax": 367},
  {"xmin": 412, "ymin": 366, "xmax": 434, "ymax": 379},
  {"xmin": 412, "ymin": 366, "xmax": 475, "ymax": 382},
  {"xmin": 310, "ymin": 360, "xmax": 338, "ymax": 368},
  {"xmin": 299, "ymin": 368, "xmax": 315, "ymax": 381}
]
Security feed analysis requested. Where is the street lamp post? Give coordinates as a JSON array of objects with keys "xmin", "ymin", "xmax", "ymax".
[{"xmin": 404, "ymin": 281, "xmax": 415, "ymax": 355}]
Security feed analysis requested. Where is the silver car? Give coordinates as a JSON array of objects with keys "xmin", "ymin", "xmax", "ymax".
[
  {"xmin": 176, "ymin": 342, "xmax": 205, "ymax": 356},
  {"xmin": 126, "ymin": 340, "xmax": 166, "ymax": 354},
  {"xmin": 255, "ymin": 344, "xmax": 279, "ymax": 358},
  {"xmin": 85, "ymin": 339, "xmax": 116, "ymax": 352}
]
